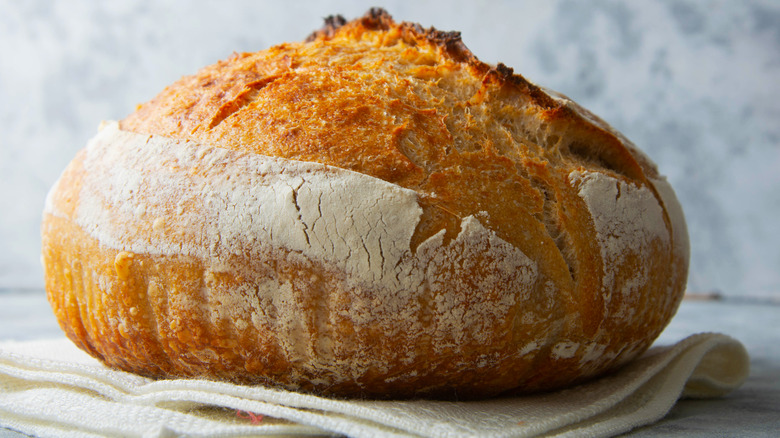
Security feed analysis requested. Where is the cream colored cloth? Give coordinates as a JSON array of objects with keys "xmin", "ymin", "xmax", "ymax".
[{"xmin": 0, "ymin": 333, "xmax": 748, "ymax": 438}]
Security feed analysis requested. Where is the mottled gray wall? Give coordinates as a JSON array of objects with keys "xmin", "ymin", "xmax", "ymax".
[{"xmin": 2, "ymin": 0, "xmax": 778, "ymax": 298}]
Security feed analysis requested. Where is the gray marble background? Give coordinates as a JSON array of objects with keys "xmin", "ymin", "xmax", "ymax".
[{"xmin": 2, "ymin": 0, "xmax": 778, "ymax": 298}]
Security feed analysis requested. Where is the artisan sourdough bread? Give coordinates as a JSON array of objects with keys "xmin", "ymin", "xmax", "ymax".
[{"xmin": 42, "ymin": 9, "xmax": 689, "ymax": 399}]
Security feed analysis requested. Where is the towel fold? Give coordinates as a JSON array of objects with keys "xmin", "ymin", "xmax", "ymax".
[{"xmin": 0, "ymin": 333, "xmax": 748, "ymax": 438}]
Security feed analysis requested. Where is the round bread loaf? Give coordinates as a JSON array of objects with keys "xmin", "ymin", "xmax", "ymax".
[{"xmin": 41, "ymin": 9, "xmax": 689, "ymax": 399}]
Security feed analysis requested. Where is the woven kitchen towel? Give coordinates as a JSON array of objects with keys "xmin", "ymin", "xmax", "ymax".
[{"xmin": 0, "ymin": 333, "xmax": 748, "ymax": 438}]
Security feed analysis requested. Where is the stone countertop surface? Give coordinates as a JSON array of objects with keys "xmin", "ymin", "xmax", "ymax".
[{"xmin": 0, "ymin": 289, "xmax": 777, "ymax": 437}]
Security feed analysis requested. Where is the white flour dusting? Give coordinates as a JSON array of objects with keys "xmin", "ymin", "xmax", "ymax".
[{"xmin": 569, "ymin": 170, "xmax": 669, "ymax": 301}]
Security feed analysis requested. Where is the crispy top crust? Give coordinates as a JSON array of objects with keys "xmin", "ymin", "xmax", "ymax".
[{"xmin": 123, "ymin": 8, "xmax": 654, "ymax": 181}]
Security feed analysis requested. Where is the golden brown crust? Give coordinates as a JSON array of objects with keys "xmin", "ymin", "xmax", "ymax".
[{"xmin": 44, "ymin": 9, "xmax": 689, "ymax": 399}]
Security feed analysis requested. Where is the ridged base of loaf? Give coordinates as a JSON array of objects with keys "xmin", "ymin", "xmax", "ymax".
[{"xmin": 42, "ymin": 211, "xmax": 675, "ymax": 399}]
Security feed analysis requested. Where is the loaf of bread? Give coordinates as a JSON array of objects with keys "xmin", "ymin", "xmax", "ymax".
[{"xmin": 41, "ymin": 9, "xmax": 689, "ymax": 399}]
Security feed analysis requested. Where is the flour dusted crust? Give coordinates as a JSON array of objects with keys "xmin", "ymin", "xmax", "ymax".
[{"xmin": 42, "ymin": 9, "xmax": 689, "ymax": 399}]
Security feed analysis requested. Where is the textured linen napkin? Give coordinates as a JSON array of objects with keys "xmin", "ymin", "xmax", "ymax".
[{"xmin": 0, "ymin": 333, "xmax": 748, "ymax": 438}]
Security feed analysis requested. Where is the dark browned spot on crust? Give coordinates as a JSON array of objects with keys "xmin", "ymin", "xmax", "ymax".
[{"xmin": 305, "ymin": 14, "xmax": 348, "ymax": 42}]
